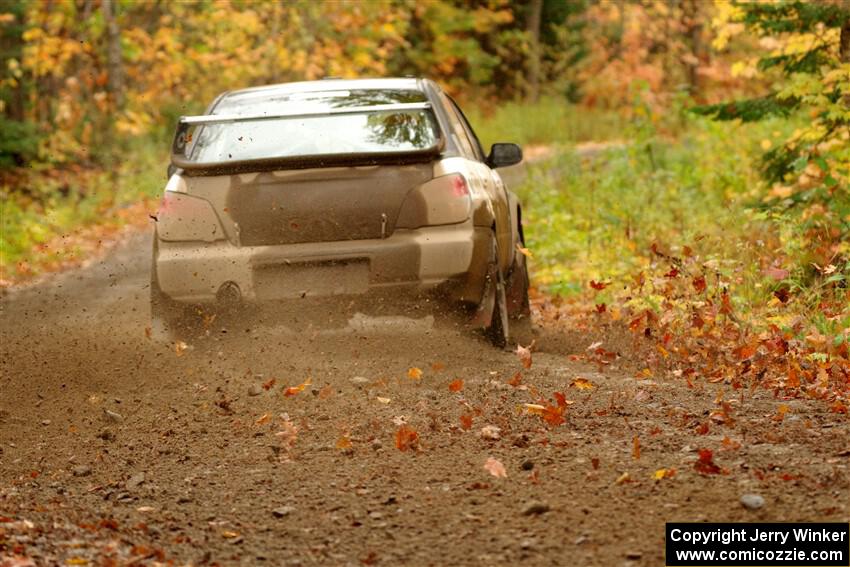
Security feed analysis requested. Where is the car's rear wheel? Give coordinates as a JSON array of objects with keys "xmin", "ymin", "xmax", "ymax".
[
  {"xmin": 506, "ymin": 245, "xmax": 533, "ymax": 343},
  {"xmin": 507, "ymin": 248, "xmax": 531, "ymax": 319},
  {"xmin": 483, "ymin": 240, "xmax": 510, "ymax": 349}
]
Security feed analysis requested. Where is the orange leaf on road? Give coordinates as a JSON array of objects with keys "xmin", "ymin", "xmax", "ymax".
[
  {"xmin": 395, "ymin": 425, "xmax": 419, "ymax": 451},
  {"xmin": 448, "ymin": 379, "xmax": 464, "ymax": 392},
  {"xmin": 694, "ymin": 448, "xmax": 722, "ymax": 475},
  {"xmin": 407, "ymin": 367, "xmax": 423, "ymax": 380},
  {"xmin": 459, "ymin": 414, "xmax": 473, "ymax": 430},
  {"xmin": 508, "ymin": 372, "xmax": 522, "ymax": 387},
  {"xmin": 653, "ymin": 468, "xmax": 676, "ymax": 480},
  {"xmin": 570, "ymin": 378, "xmax": 595, "ymax": 390},
  {"xmin": 283, "ymin": 377, "xmax": 311, "ymax": 397}
]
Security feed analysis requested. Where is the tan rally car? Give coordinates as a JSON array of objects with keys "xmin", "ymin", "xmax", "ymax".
[{"xmin": 151, "ymin": 78, "xmax": 529, "ymax": 347}]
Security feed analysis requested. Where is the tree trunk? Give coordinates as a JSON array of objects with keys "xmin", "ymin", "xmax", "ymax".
[
  {"xmin": 526, "ymin": 0, "xmax": 543, "ymax": 103},
  {"xmin": 841, "ymin": 13, "xmax": 850, "ymax": 63},
  {"xmin": 681, "ymin": 0, "xmax": 704, "ymax": 96},
  {"xmin": 101, "ymin": 0, "xmax": 124, "ymax": 108}
]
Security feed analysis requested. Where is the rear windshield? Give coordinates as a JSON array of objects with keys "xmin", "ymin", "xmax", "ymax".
[{"xmin": 182, "ymin": 89, "xmax": 440, "ymax": 163}]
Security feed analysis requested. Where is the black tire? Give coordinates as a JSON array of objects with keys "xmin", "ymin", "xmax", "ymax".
[
  {"xmin": 507, "ymin": 247, "xmax": 534, "ymax": 343},
  {"xmin": 506, "ymin": 249, "xmax": 531, "ymax": 320},
  {"xmin": 483, "ymin": 241, "xmax": 510, "ymax": 349}
]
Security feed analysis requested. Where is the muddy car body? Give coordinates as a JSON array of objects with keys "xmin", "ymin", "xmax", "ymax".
[{"xmin": 151, "ymin": 78, "xmax": 529, "ymax": 346}]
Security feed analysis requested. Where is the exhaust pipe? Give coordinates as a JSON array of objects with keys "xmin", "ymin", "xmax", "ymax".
[{"xmin": 216, "ymin": 281, "xmax": 242, "ymax": 306}]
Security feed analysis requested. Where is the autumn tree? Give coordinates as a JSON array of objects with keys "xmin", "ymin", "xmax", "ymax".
[{"xmin": 695, "ymin": 0, "xmax": 850, "ymax": 283}]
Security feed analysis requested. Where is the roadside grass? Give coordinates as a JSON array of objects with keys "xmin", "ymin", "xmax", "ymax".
[
  {"xmin": 517, "ymin": 113, "xmax": 850, "ymax": 320},
  {"xmin": 517, "ymin": 117, "xmax": 777, "ymax": 300},
  {"xmin": 465, "ymin": 97, "xmax": 626, "ymax": 150},
  {"xmin": 516, "ymin": 113, "xmax": 848, "ymax": 404},
  {"xmin": 0, "ymin": 139, "xmax": 165, "ymax": 282}
]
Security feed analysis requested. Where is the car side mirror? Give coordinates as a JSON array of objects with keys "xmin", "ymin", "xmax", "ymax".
[{"xmin": 486, "ymin": 143, "xmax": 523, "ymax": 168}]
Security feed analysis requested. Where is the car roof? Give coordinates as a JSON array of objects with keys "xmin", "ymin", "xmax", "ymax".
[{"xmin": 220, "ymin": 78, "xmax": 427, "ymax": 103}]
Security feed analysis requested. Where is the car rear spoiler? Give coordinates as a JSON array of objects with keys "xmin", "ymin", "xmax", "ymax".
[{"xmin": 171, "ymin": 102, "xmax": 444, "ymax": 176}]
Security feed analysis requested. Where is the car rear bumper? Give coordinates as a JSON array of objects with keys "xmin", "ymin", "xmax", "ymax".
[{"xmin": 154, "ymin": 221, "xmax": 491, "ymax": 306}]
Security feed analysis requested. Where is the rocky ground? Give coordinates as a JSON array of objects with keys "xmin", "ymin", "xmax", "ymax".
[{"xmin": 1, "ymin": 230, "xmax": 848, "ymax": 566}]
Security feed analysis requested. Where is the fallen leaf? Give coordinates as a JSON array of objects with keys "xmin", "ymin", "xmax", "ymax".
[
  {"xmin": 448, "ymin": 379, "xmax": 464, "ymax": 392},
  {"xmin": 283, "ymin": 377, "xmax": 311, "ymax": 397},
  {"xmin": 591, "ymin": 457, "xmax": 600, "ymax": 470},
  {"xmin": 524, "ymin": 395, "xmax": 568, "ymax": 426},
  {"xmin": 636, "ymin": 368, "xmax": 653, "ymax": 379},
  {"xmin": 459, "ymin": 414, "xmax": 473, "ymax": 430},
  {"xmin": 632, "ymin": 436, "xmax": 641, "ymax": 460},
  {"xmin": 570, "ymin": 378, "xmax": 595, "ymax": 390},
  {"xmin": 376, "ymin": 397, "xmax": 391, "ymax": 404},
  {"xmin": 773, "ymin": 404, "xmax": 790, "ymax": 422},
  {"xmin": 515, "ymin": 342, "xmax": 534, "ymax": 369},
  {"xmin": 586, "ymin": 341, "xmax": 603, "ymax": 350},
  {"xmin": 255, "ymin": 413, "xmax": 271, "ymax": 426},
  {"xmin": 694, "ymin": 448, "xmax": 722, "ymax": 475},
  {"xmin": 615, "ymin": 471, "xmax": 631, "ymax": 484},
  {"xmin": 523, "ymin": 403, "xmax": 546, "ymax": 416},
  {"xmin": 653, "ymin": 468, "xmax": 676, "ymax": 480},
  {"xmin": 507, "ymin": 372, "xmax": 522, "ymax": 387},
  {"xmin": 262, "ymin": 377, "xmax": 277, "ymax": 391},
  {"xmin": 407, "ymin": 367, "xmax": 423, "ymax": 380},
  {"xmin": 589, "ymin": 280, "xmax": 609, "ymax": 290},
  {"xmin": 336, "ymin": 435, "xmax": 353, "ymax": 450},
  {"xmin": 174, "ymin": 341, "xmax": 188, "ymax": 356},
  {"xmin": 395, "ymin": 425, "xmax": 419, "ymax": 451},
  {"xmin": 483, "ymin": 457, "xmax": 507, "ymax": 478}
]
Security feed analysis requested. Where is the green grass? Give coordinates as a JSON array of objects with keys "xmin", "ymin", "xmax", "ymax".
[
  {"xmin": 1, "ymin": 138, "xmax": 166, "ymax": 277},
  {"xmin": 465, "ymin": 97, "xmax": 627, "ymax": 150},
  {"xmin": 514, "ymin": 115, "xmax": 798, "ymax": 307}
]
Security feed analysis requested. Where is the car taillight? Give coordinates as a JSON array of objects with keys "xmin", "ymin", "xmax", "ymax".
[
  {"xmin": 156, "ymin": 191, "xmax": 224, "ymax": 242},
  {"xmin": 396, "ymin": 173, "xmax": 472, "ymax": 229}
]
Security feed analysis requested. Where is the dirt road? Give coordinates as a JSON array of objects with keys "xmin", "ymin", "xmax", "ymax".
[{"xmin": 1, "ymin": 229, "xmax": 848, "ymax": 566}]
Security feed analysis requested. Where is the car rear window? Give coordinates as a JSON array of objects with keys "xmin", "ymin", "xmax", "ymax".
[{"xmin": 184, "ymin": 89, "xmax": 440, "ymax": 163}]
